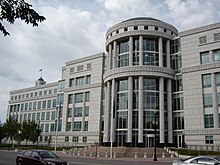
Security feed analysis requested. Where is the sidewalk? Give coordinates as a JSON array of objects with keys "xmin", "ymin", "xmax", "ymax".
[{"xmin": 57, "ymin": 151, "xmax": 179, "ymax": 163}]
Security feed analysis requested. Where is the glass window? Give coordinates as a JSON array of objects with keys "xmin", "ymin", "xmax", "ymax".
[
  {"xmin": 143, "ymin": 78, "xmax": 158, "ymax": 90},
  {"xmin": 47, "ymin": 100, "xmax": 51, "ymax": 109},
  {"xmin": 117, "ymin": 92, "xmax": 128, "ymax": 110},
  {"xmin": 41, "ymin": 112, "xmax": 45, "ymax": 120},
  {"xmin": 68, "ymin": 94, "xmax": 73, "ymax": 104},
  {"xmin": 46, "ymin": 112, "xmax": 50, "ymax": 120},
  {"xmin": 202, "ymin": 74, "xmax": 211, "ymax": 88},
  {"xmin": 45, "ymin": 124, "xmax": 49, "ymax": 132},
  {"xmin": 203, "ymin": 93, "xmax": 213, "ymax": 108},
  {"xmin": 28, "ymin": 102, "xmax": 32, "ymax": 110},
  {"xmin": 214, "ymin": 49, "xmax": 220, "ymax": 62},
  {"xmin": 65, "ymin": 136, "xmax": 69, "ymax": 142},
  {"xmin": 85, "ymin": 92, "xmax": 90, "ymax": 102},
  {"xmin": 85, "ymin": 106, "xmax": 89, "ymax": 116},
  {"xmin": 205, "ymin": 135, "xmax": 213, "ymax": 144},
  {"xmin": 74, "ymin": 107, "xmax": 82, "ymax": 117},
  {"xmin": 23, "ymin": 114, "xmax": 27, "ymax": 121},
  {"xmin": 84, "ymin": 121, "xmax": 88, "ymax": 131},
  {"xmin": 32, "ymin": 113, "xmax": 35, "ymax": 121},
  {"xmin": 216, "ymin": 73, "xmax": 220, "ymax": 86},
  {"xmin": 50, "ymin": 124, "xmax": 55, "ymax": 132},
  {"xmin": 82, "ymin": 136, "xmax": 87, "ymax": 143},
  {"xmin": 42, "ymin": 100, "xmax": 46, "ymax": 109},
  {"xmin": 66, "ymin": 122, "xmax": 71, "ymax": 131},
  {"xmin": 73, "ymin": 121, "xmax": 82, "ymax": 131},
  {"xmin": 36, "ymin": 112, "xmax": 40, "ymax": 120},
  {"xmin": 19, "ymin": 114, "xmax": 23, "ymax": 121},
  {"xmin": 33, "ymin": 102, "xmax": 37, "ymax": 110},
  {"xmin": 204, "ymin": 114, "xmax": 214, "ymax": 128},
  {"xmin": 52, "ymin": 99, "xmax": 56, "ymax": 108},
  {"xmin": 118, "ymin": 53, "xmax": 129, "ymax": 67},
  {"xmin": 75, "ymin": 93, "xmax": 83, "ymax": 103},
  {"xmin": 85, "ymin": 75, "xmax": 91, "ymax": 84},
  {"xmin": 72, "ymin": 136, "xmax": 79, "ymax": 142},
  {"xmin": 25, "ymin": 103, "xmax": 28, "ymax": 110},
  {"xmin": 51, "ymin": 111, "xmax": 55, "ymax": 120},
  {"xmin": 118, "ymin": 80, "xmax": 128, "ymax": 91},
  {"xmin": 69, "ymin": 78, "xmax": 74, "ymax": 87},
  {"xmin": 67, "ymin": 108, "xmax": 72, "ymax": 117},
  {"xmin": 200, "ymin": 52, "xmax": 209, "ymax": 64},
  {"xmin": 117, "ymin": 111, "xmax": 128, "ymax": 129},
  {"xmin": 37, "ymin": 101, "xmax": 41, "ymax": 109},
  {"xmin": 75, "ymin": 77, "xmax": 84, "ymax": 86}
]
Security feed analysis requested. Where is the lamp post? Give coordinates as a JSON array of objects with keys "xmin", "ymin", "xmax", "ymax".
[
  {"xmin": 36, "ymin": 121, "xmax": 40, "ymax": 149},
  {"xmin": 18, "ymin": 130, "xmax": 22, "ymax": 150},
  {"xmin": 153, "ymin": 110, "xmax": 158, "ymax": 161},
  {"xmin": 95, "ymin": 142, "xmax": 98, "ymax": 158}
]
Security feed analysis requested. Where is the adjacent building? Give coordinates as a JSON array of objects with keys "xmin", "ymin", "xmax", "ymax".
[{"xmin": 6, "ymin": 17, "xmax": 220, "ymax": 149}]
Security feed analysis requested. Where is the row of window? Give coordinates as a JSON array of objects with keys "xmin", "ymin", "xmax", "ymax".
[
  {"xmin": 10, "ymin": 98, "xmax": 57, "ymax": 112},
  {"xmin": 204, "ymin": 114, "xmax": 220, "ymax": 128},
  {"xmin": 68, "ymin": 92, "xmax": 90, "ymax": 104},
  {"xmin": 107, "ymin": 24, "xmax": 176, "ymax": 39},
  {"xmin": 69, "ymin": 75, "xmax": 91, "ymax": 87},
  {"xmin": 200, "ymin": 49, "xmax": 220, "ymax": 64},
  {"xmin": 18, "ymin": 111, "xmax": 56, "ymax": 121},
  {"xmin": 202, "ymin": 72, "xmax": 220, "ymax": 88},
  {"xmin": 67, "ymin": 107, "xmax": 89, "ymax": 117},
  {"xmin": 11, "ymin": 88, "xmax": 57, "ymax": 101},
  {"xmin": 66, "ymin": 121, "xmax": 88, "ymax": 131}
]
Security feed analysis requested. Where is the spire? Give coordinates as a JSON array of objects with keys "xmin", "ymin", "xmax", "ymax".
[{"xmin": 35, "ymin": 69, "xmax": 46, "ymax": 86}]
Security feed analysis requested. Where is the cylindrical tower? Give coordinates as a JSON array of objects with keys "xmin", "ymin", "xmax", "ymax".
[{"xmin": 103, "ymin": 17, "xmax": 178, "ymax": 147}]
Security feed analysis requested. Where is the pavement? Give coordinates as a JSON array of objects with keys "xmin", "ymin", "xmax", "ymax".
[{"xmin": 56, "ymin": 151, "xmax": 180, "ymax": 163}]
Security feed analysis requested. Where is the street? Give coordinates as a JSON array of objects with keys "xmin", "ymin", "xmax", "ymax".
[{"xmin": 0, "ymin": 150, "xmax": 173, "ymax": 165}]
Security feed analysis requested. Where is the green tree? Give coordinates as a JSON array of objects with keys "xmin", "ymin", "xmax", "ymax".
[
  {"xmin": 3, "ymin": 117, "xmax": 20, "ymax": 147},
  {"xmin": 0, "ymin": 121, "xmax": 7, "ymax": 143},
  {"xmin": 0, "ymin": 0, "xmax": 46, "ymax": 36},
  {"xmin": 22, "ymin": 121, "xmax": 38, "ymax": 145}
]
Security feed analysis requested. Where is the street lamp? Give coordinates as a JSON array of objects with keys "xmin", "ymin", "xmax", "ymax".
[
  {"xmin": 18, "ymin": 130, "xmax": 22, "ymax": 150},
  {"xmin": 153, "ymin": 110, "xmax": 158, "ymax": 161}
]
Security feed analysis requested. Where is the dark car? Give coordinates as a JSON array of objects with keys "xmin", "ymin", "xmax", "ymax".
[{"xmin": 16, "ymin": 150, "xmax": 69, "ymax": 165}]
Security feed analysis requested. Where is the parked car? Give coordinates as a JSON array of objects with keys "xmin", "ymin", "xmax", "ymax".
[
  {"xmin": 16, "ymin": 150, "xmax": 69, "ymax": 165},
  {"xmin": 172, "ymin": 156, "xmax": 220, "ymax": 165}
]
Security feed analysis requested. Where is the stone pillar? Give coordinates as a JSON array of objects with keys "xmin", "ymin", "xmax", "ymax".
[
  {"xmin": 139, "ymin": 36, "xmax": 143, "ymax": 65},
  {"xmin": 110, "ymin": 79, "xmax": 116, "ymax": 143},
  {"xmin": 212, "ymin": 73, "xmax": 218, "ymax": 128},
  {"xmin": 103, "ymin": 82, "xmax": 111, "ymax": 142},
  {"xmin": 129, "ymin": 36, "xmax": 133, "ymax": 66},
  {"xmin": 159, "ymin": 37, "xmax": 163, "ymax": 67},
  {"xmin": 166, "ymin": 40, "xmax": 170, "ymax": 68},
  {"xmin": 209, "ymin": 50, "xmax": 214, "ymax": 63},
  {"xmin": 167, "ymin": 79, "xmax": 173, "ymax": 143},
  {"xmin": 159, "ymin": 77, "xmax": 165, "ymax": 143},
  {"xmin": 138, "ymin": 76, "xmax": 144, "ymax": 143},
  {"xmin": 108, "ymin": 43, "xmax": 112, "ymax": 70},
  {"xmin": 128, "ymin": 77, "xmax": 133, "ymax": 143},
  {"xmin": 113, "ymin": 41, "xmax": 117, "ymax": 68}
]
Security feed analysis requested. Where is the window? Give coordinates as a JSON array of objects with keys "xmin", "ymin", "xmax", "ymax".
[
  {"xmin": 85, "ymin": 75, "xmax": 91, "ymax": 84},
  {"xmin": 67, "ymin": 108, "xmax": 72, "ymax": 117},
  {"xmin": 200, "ymin": 52, "xmax": 209, "ymax": 64},
  {"xmin": 134, "ymin": 26, "xmax": 138, "ymax": 30},
  {"xmin": 37, "ymin": 101, "xmax": 42, "ymax": 109},
  {"xmin": 74, "ymin": 107, "xmax": 82, "ymax": 117},
  {"xmin": 85, "ymin": 92, "xmax": 90, "ymax": 102},
  {"xmin": 36, "ymin": 113, "xmax": 40, "ymax": 120},
  {"xmin": 204, "ymin": 114, "xmax": 214, "ymax": 128},
  {"xmin": 47, "ymin": 100, "xmax": 51, "ymax": 109},
  {"xmin": 205, "ymin": 135, "xmax": 213, "ymax": 144},
  {"xmin": 46, "ymin": 112, "xmax": 50, "ymax": 120},
  {"xmin": 50, "ymin": 124, "xmax": 55, "ymax": 132},
  {"xmin": 42, "ymin": 101, "xmax": 46, "ymax": 109},
  {"xmin": 41, "ymin": 112, "xmax": 45, "ymax": 120},
  {"xmin": 19, "ymin": 114, "xmax": 23, "ymax": 121},
  {"xmin": 72, "ymin": 136, "xmax": 79, "ymax": 142},
  {"xmin": 52, "ymin": 99, "xmax": 56, "ymax": 108},
  {"xmin": 65, "ymin": 136, "xmax": 69, "ymax": 142},
  {"xmin": 76, "ymin": 76, "xmax": 84, "ymax": 86},
  {"xmin": 51, "ymin": 111, "xmax": 55, "ymax": 120},
  {"xmin": 45, "ymin": 124, "xmax": 49, "ymax": 132},
  {"xmin": 25, "ymin": 103, "xmax": 28, "ymax": 110},
  {"xmin": 33, "ymin": 102, "xmax": 37, "ymax": 110},
  {"xmin": 218, "ymin": 93, "xmax": 220, "ymax": 107},
  {"xmin": 28, "ymin": 102, "xmax": 32, "ymax": 110},
  {"xmin": 118, "ymin": 80, "xmax": 128, "ymax": 91},
  {"xmin": 203, "ymin": 93, "xmax": 213, "ymax": 108},
  {"xmin": 66, "ymin": 122, "xmax": 71, "ymax": 131},
  {"xmin": 32, "ymin": 113, "xmax": 35, "ymax": 121},
  {"xmin": 75, "ymin": 93, "xmax": 83, "ymax": 103},
  {"xmin": 215, "ymin": 73, "xmax": 220, "ymax": 86},
  {"xmin": 82, "ymin": 136, "xmax": 87, "ymax": 143},
  {"xmin": 214, "ymin": 49, "xmax": 220, "ymax": 62},
  {"xmin": 69, "ymin": 78, "xmax": 74, "ymax": 87},
  {"xmin": 73, "ymin": 121, "xmax": 82, "ymax": 131},
  {"xmin": 68, "ymin": 94, "xmax": 73, "ymax": 104},
  {"xmin": 85, "ymin": 106, "xmax": 89, "ymax": 116},
  {"xmin": 202, "ymin": 74, "xmax": 211, "ymax": 88},
  {"xmin": 84, "ymin": 121, "xmax": 88, "ymax": 131}
]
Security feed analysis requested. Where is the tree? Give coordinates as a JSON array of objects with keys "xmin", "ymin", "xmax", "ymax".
[
  {"xmin": 0, "ymin": 121, "xmax": 7, "ymax": 143},
  {"xmin": 3, "ymin": 117, "xmax": 20, "ymax": 147},
  {"xmin": 0, "ymin": 0, "xmax": 46, "ymax": 36}
]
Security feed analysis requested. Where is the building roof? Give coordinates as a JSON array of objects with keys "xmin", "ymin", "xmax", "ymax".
[{"xmin": 122, "ymin": 17, "xmax": 163, "ymax": 23}]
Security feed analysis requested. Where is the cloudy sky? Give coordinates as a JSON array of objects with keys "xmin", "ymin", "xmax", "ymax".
[{"xmin": 0, "ymin": 0, "xmax": 220, "ymax": 122}]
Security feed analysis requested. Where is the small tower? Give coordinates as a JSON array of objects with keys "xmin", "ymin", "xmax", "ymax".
[{"xmin": 35, "ymin": 77, "xmax": 46, "ymax": 86}]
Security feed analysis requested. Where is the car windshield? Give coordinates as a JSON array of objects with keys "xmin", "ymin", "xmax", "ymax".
[{"xmin": 38, "ymin": 151, "xmax": 58, "ymax": 158}]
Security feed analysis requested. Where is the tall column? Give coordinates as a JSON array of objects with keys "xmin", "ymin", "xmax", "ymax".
[
  {"xmin": 138, "ymin": 76, "xmax": 144, "ymax": 143},
  {"xmin": 209, "ymin": 50, "xmax": 214, "ymax": 63},
  {"xmin": 159, "ymin": 77, "xmax": 165, "ymax": 143},
  {"xmin": 212, "ymin": 73, "xmax": 218, "ymax": 128},
  {"xmin": 113, "ymin": 41, "xmax": 117, "ymax": 68},
  {"xmin": 129, "ymin": 36, "xmax": 133, "ymax": 66},
  {"xmin": 108, "ymin": 43, "xmax": 112, "ymax": 70},
  {"xmin": 166, "ymin": 40, "xmax": 170, "ymax": 68},
  {"xmin": 127, "ymin": 77, "xmax": 133, "ymax": 143},
  {"xmin": 104, "ymin": 82, "xmax": 111, "ymax": 142},
  {"xmin": 167, "ymin": 79, "xmax": 173, "ymax": 143},
  {"xmin": 159, "ymin": 37, "xmax": 163, "ymax": 67},
  {"xmin": 110, "ymin": 79, "xmax": 116, "ymax": 143},
  {"xmin": 139, "ymin": 36, "xmax": 143, "ymax": 66}
]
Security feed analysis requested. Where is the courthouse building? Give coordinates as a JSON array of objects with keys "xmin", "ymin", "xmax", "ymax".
[{"xmin": 7, "ymin": 17, "xmax": 220, "ymax": 149}]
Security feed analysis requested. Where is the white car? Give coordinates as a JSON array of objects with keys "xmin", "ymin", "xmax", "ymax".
[{"xmin": 172, "ymin": 156, "xmax": 220, "ymax": 165}]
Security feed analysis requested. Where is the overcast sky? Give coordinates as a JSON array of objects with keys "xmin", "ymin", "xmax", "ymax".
[{"xmin": 0, "ymin": 0, "xmax": 220, "ymax": 122}]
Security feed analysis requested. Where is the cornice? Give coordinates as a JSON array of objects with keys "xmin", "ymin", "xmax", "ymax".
[
  {"xmin": 181, "ymin": 62, "xmax": 220, "ymax": 74},
  {"xmin": 184, "ymin": 129, "xmax": 220, "ymax": 135},
  {"xmin": 103, "ymin": 66, "xmax": 175, "ymax": 83}
]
